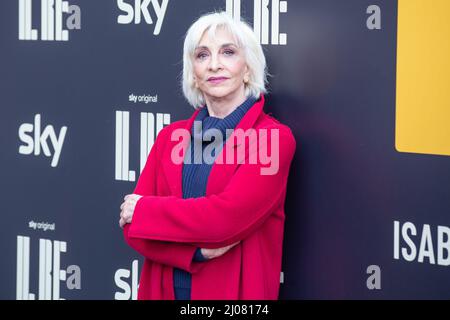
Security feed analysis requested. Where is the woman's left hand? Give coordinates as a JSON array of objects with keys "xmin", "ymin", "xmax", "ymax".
[{"xmin": 119, "ymin": 194, "xmax": 143, "ymax": 228}]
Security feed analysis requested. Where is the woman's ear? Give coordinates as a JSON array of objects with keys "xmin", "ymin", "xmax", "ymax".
[{"xmin": 244, "ymin": 66, "xmax": 250, "ymax": 84}]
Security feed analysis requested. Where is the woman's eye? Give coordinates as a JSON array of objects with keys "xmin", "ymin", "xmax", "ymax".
[
  {"xmin": 196, "ymin": 52, "xmax": 208, "ymax": 59},
  {"xmin": 223, "ymin": 49, "xmax": 235, "ymax": 56}
]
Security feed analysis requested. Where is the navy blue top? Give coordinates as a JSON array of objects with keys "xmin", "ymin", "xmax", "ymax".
[{"xmin": 173, "ymin": 95, "xmax": 257, "ymax": 300}]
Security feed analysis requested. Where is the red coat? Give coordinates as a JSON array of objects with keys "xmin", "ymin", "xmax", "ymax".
[{"xmin": 123, "ymin": 95, "xmax": 296, "ymax": 300}]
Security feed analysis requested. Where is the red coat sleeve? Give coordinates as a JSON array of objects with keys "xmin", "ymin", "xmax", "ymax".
[
  {"xmin": 128, "ymin": 126, "xmax": 296, "ymax": 248},
  {"xmin": 123, "ymin": 126, "xmax": 202, "ymax": 273}
]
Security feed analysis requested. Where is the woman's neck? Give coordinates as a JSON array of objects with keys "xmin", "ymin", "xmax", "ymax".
[{"xmin": 204, "ymin": 90, "xmax": 247, "ymax": 119}]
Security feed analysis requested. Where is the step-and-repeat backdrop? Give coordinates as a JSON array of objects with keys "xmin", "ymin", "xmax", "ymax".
[{"xmin": 1, "ymin": 0, "xmax": 449, "ymax": 299}]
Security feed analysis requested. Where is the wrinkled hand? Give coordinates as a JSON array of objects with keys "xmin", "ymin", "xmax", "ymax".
[
  {"xmin": 200, "ymin": 241, "xmax": 240, "ymax": 260},
  {"xmin": 119, "ymin": 194, "xmax": 143, "ymax": 228}
]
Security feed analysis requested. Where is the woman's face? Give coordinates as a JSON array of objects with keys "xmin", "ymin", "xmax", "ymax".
[{"xmin": 193, "ymin": 27, "xmax": 249, "ymax": 104}]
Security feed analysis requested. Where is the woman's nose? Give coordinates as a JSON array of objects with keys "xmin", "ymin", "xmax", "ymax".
[{"xmin": 208, "ymin": 54, "xmax": 222, "ymax": 71}]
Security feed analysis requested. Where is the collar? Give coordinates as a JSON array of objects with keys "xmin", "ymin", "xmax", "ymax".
[
  {"xmin": 193, "ymin": 95, "xmax": 258, "ymax": 141},
  {"xmin": 184, "ymin": 94, "xmax": 265, "ymax": 136}
]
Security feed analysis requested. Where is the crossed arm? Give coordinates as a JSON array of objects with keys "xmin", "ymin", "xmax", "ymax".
[
  {"xmin": 120, "ymin": 128, "xmax": 242, "ymax": 272},
  {"xmin": 121, "ymin": 126, "xmax": 296, "ymax": 272}
]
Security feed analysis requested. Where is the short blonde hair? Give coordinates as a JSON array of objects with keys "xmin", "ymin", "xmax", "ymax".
[{"xmin": 182, "ymin": 11, "xmax": 267, "ymax": 109}]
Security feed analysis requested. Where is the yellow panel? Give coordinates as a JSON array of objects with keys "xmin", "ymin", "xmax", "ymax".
[{"xmin": 396, "ymin": 0, "xmax": 450, "ymax": 156}]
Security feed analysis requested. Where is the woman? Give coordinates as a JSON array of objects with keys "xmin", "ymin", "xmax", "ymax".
[{"xmin": 119, "ymin": 11, "xmax": 296, "ymax": 300}]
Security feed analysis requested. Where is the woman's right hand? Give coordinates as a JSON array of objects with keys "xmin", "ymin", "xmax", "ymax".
[{"xmin": 200, "ymin": 241, "xmax": 240, "ymax": 260}]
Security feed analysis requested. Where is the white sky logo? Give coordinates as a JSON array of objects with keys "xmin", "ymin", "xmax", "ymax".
[
  {"xmin": 16, "ymin": 236, "xmax": 81, "ymax": 300},
  {"xmin": 18, "ymin": 114, "xmax": 67, "ymax": 168},
  {"xmin": 117, "ymin": 0, "xmax": 169, "ymax": 36},
  {"xmin": 114, "ymin": 259, "xmax": 139, "ymax": 300},
  {"xmin": 18, "ymin": 0, "xmax": 81, "ymax": 41},
  {"xmin": 115, "ymin": 111, "xmax": 171, "ymax": 181},
  {"xmin": 226, "ymin": 0, "xmax": 288, "ymax": 45}
]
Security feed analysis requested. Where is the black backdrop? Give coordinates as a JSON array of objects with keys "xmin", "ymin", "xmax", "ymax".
[{"xmin": 1, "ymin": 0, "xmax": 449, "ymax": 300}]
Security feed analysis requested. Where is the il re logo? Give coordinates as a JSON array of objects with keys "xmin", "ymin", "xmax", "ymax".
[
  {"xmin": 16, "ymin": 236, "xmax": 81, "ymax": 300},
  {"xmin": 18, "ymin": 0, "xmax": 81, "ymax": 41},
  {"xmin": 115, "ymin": 111, "xmax": 171, "ymax": 181},
  {"xmin": 226, "ymin": 0, "xmax": 288, "ymax": 45}
]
